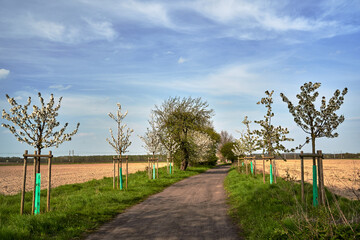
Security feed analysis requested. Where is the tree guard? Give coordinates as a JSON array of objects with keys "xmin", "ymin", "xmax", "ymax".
[{"xmin": 21, "ymin": 150, "xmax": 53, "ymax": 215}]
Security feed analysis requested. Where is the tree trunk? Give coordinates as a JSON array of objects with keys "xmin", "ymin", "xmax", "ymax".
[
  {"xmin": 180, "ymin": 141, "xmax": 189, "ymax": 170},
  {"xmin": 37, "ymin": 148, "xmax": 41, "ymax": 173},
  {"xmin": 180, "ymin": 159, "xmax": 188, "ymax": 170}
]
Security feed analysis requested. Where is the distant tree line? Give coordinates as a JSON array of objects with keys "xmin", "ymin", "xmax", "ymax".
[{"xmin": 0, "ymin": 155, "xmax": 167, "ymax": 165}]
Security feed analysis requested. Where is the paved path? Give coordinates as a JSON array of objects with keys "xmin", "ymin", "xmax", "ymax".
[{"xmin": 85, "ymin": 165, "xmax": 241, "ymax": 240}]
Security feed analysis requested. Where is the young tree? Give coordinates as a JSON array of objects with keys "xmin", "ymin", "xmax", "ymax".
[
  {"xmin": 2, "ymin": 93, "xmax": 80, "ymax": 172},
  {"xmin": 254, "ymin": 90, "xmax": 294, "ymax": 156},
  {"xmin": 241, "ymin": 116, "xmax": 260, "ymax": 156},
  {"xmin": 152, "ymin": 97, "xmax": 214, "ymax": 170},
  {"xmin": 232, "ymin": 137, "xmax": 245, "ymax": 158},
  {"xmin": 139, "ymin": 115, "xmax": 162, "ymax": 157},
  {"xmin": 106, "ymin": 103, "xmax": 133, "ymax": 157},
  {"xmin": 280, "ymin": 82, "xmax": 347, "ymax": 155}
]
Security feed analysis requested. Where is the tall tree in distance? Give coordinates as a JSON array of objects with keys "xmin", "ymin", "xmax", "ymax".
[
  {"xmin": 153, "ymin": 97, "xmax": 214, "ymax": 170},
  {"xmin": 2, "ymin": 93, "xmax": 80, "ymax": 172},
  {"xmin": 280, "ymin": 82, "xmax": 348, "ymax": 155}
]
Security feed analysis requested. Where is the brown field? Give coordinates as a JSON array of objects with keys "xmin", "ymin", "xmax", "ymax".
[
  {"xmin": 252, "ymin": 159, "xmax": 360, "ymax": 200},
  {"xmin": 0, "ymin": 162, "xmax": 167, "ymax": 195}
]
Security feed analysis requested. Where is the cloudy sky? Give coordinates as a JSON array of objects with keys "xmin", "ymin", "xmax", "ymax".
[{"xmin": 1, "ymin": 0, "xmax": 359, "ymax": 156}]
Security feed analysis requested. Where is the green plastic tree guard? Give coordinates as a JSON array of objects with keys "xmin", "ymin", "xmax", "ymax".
[
  {"xmin": 313, "ymin": 165, "xmax": 318, "ymax": 207},
  {"xmin": 269, "ymin": 164, "xmax": 273, "ymax": 184},
  {"xmin": 170, "ymin": 162, "xmax": 172, "ymax": 175},
  {"xmin": 119, "ymin": 167, "xmax": 123, "ymax": 190},
  {"xmin": 153, "ymin": 164, "xmax": 156, "ymax": 179},
  {"xmin": 251, "ymin": 161, "xmax": 253, "ymax": 174},
  {"xmin": 35, "ymin": 173, "xmax": 41, "ymax": 215}
]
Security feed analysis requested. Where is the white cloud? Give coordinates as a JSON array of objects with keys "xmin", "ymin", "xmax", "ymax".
[
  {"xmin": 178, "ymin": 57, "xmax": 187, "ymax": 64},
  {"xmin": 83, "ymin": 18, "xmax": 117, "ymax": 41},
  {"xmin": 190, "ymin": 0, "xmax": 359, "ymax": 41},
  {"xmin": 49, "ymin": 84, "xmax": 72, "ymax": 91},
  {"xmin": 0, "ymin": 69, "xmax": 10, "ymax": 79}
]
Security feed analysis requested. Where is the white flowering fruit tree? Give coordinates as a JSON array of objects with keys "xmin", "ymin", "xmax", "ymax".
[
  {"xmin": 280, "ymin": 82, "xmax": 347, "ymax": 155},
  {"xmin": 2, "ymin": 93, "xmax": 80, "ymax": 172},
  {"xmin": 106, "ymin": 103, "xmax": 133, "ymax": 157}
]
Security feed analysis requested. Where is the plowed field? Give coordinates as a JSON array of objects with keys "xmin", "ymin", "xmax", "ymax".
[
  {"xmin": 253, "ymin": 159, "xmax": 360, "ymax": 200},
  {"xmin": 0, "ymin": 162, "xmax": 166, "ymax": 195}
]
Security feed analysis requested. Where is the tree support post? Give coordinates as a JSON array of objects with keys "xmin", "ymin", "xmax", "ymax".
[
  {"xmin": 126, "ymin": 156, "xmax": 128, "ymax": 190},
  {"xmin": 300, "ymin": 151, "xmax": 305, "ymax": 204},
  {"xmin": 262, "ymin": 155, "xmax": 265, "ymax": 183},
  {"xmin": 20, "ymin": 150, "xmax": 28, "ymax": 215},
  {"xmin": 47, "ymin": 151, "xmax": 52, "ymax": 212},
  {"xmin": 32, "ymin": 151, "xmax": 37, "ymax": 215}
]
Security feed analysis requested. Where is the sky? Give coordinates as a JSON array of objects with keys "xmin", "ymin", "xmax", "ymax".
[{"xmin": 0, "ymin": 0, "xmax": 360, "ymax": 157}]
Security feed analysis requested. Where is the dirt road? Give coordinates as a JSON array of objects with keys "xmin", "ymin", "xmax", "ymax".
[{"xmin": 85, "ymin": 165, "xmax": 241, "ymax": 240}]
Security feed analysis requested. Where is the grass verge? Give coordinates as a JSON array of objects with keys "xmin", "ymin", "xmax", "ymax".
[
  {"xmin": 225, "ymin": 166, "xmax": 360, "ymax": 239},
  {"xmin": 0, "ymin": 166, "xmax": 210, "ymax": 240}
]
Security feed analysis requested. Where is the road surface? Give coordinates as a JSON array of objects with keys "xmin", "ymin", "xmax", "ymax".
[{"xmin": 85, "ymin": 165, "xmax": 241, "ymax": 240}]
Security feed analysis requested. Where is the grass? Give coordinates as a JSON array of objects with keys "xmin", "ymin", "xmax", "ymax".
[
  {"xmin": 225, "ymin": 166, "xmax": 360, "ymax": 239},
  {"xmin": 0, "ymin": 166, "xmax": 210, "ymax": 240}
]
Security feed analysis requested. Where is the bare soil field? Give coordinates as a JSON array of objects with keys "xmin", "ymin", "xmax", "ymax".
[
  {"xmin": 0, "ymin": 162, "xmax": 166, "ymax": 195},
  {"xmin": 253, "ymin": 159, "xmax": 360, "ymax": 200}
]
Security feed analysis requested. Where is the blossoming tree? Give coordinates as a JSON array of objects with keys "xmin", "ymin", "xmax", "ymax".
[
  {"xmin": 280, "ymin": 82, "xmax": 347, "ymax": 205},
  {"xmin": 140, "ymin": 115, "xmax": 162, "ymax": 179},
  {"xmin": 241, "ymin": 116, "xmax": 260, "ymax": 175},
  {"xmin": 106, "ymin": 103, "xmax": 133, "ymax": 189},
  {"xmin": 254, "ymin": 90, "xmax": 293, "ymax": 183},
  {"xmin": 189, "ymin": 130, "xmax": 214, "ymax": 162},
  {"xmin": 158, "ymin": 128, "xmax": 179, "ymax": 173},
  {"xmin": 2, "ymin": 93, "xmax": 80, "ymax": 172},
  {"xmin": 280, "ymin": 82, "xmax": 347, "ymax": 156}
]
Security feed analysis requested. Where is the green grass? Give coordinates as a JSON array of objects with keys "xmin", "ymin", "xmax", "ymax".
[
  {"xmin": 225, "ymin": 166, "xmax": 360, "ymax": 240},
  {"xmin": 0, "ymin": 166, "xmax": 210, "ymax": 240}
]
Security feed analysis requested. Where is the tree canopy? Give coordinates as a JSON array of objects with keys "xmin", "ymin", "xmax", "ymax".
[
  {"xmin": 152, "ymin": 96, "xmax": 214, "ymax": 170},
  {"xmin": 280, "ymin": 82, "xmax": 347, "ymax": 154}
]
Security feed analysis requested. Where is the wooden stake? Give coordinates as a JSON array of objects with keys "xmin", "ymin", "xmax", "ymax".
[
  {"xmin": 113, "ymin": 157, "xmax": 115, "ymax": 189},
  {"xmin": 32, "ymin": 151, "xmax": 37, "ymax": 215},
  {"xmin": 262, "ymin": 156, "xmax": 265, "ymax": 183},
  {"xmin": 47, "ymin": 151, "xmax": 52, "ymax": 212},
  {"xmin": 245, "ymin": 158, "xmax": 248, "ymax": 175},
  {"xmin": 21, "ymin": 150, "xmax": 28, "ymax": 215},
  {"xmin": 300, "ymin": 151, "xmax": 305, "ymax": 204},
  {"xmin": 126, "ymin": 156, "xmax": 128, "ymax": 190},
  {"xmin": 254, "ymin": 159, "xmax": 256, "ymax": 176},
  {"xmin": 274, "ymin": 159, "xmax": 277, "ymax": 184},
  {"xmin": 157, "ymin": 158, "xmax": 159, "ymax": 179},
  {"xmin": 117, "ymin": 158, "xmax": 120, "ymax": 189}
]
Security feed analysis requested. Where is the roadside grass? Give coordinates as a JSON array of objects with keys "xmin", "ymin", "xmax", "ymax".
[
  {"xmin": 0, "ymin": 166, "xmax": 210, "ymax": 240},
  {"xmin": 225, "ymin": 167, "xmax": 360, "ymax": 240}
]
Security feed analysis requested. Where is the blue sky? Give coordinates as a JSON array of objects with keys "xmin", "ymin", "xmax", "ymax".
[{"xmin": 1, "ymin": 0, "xmax": 359, "ymax": 156}]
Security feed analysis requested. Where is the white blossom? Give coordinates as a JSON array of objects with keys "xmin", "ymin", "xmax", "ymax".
[
  {"xmin": 1, "ymin": 92, "xmax": 80, "ymax": 155},
  {"xmin": 106, "ymin": 104, "xmax": 133, "ymax": 156}
]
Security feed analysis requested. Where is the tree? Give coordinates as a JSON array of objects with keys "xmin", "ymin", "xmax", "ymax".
[
  {"xmin": 139, "ymin": 115, "xmax": 162, "ymax": 157},
  {"xmin": 254, "ymin": 90, "xmax": 293, "ymax": 156},
  {"xmin": 153, "ymin": 97, "xmax": 214, "ymax": 170},
  {"xmin": 280, "ymin": 82, "xmax": 347, "ymax": 155},
  {"xmin": 106, "ymin": 103, "xmax": 133, "ymax": 157},
  {"xmin": 232, "ymin": 137, "xmax": 245, "ymax": 158},
  {"xmin": 189, "ymin": 130, "xmax": 215, "ymax": 163},
  {"xmin": 218, "ymin": 130, "xmax": 234, "ymax": 161},
  {"xmin": 220, "ymin": 141, "xmax": 237, "ymax": 163},
  {"xmin": 2, "ymin": 93, "xmax": 80, "ymax": 172},
  {"xmin": 241, "ymin": 116, "xmax": 260, "ymax": 156}
]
